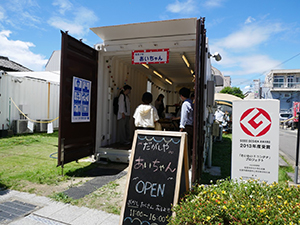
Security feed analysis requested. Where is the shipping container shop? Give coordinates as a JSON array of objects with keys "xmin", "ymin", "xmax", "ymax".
[{"xmin": 58, "ymin": 18, "xmax": 217, "ymax": 180}]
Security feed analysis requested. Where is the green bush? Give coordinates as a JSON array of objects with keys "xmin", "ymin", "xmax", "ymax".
[{"xmin": 169, "ymin": 179, "xmax": 300, "ymax": 224}]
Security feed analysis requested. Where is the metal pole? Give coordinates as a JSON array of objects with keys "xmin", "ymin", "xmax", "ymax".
[{"xmin": 294, "ymin": 112, "xmax": 300, "ymax": 183}]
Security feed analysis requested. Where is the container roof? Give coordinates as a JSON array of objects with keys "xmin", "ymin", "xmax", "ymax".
[
  {"xmin": 91, "ymin": 18, "xmax": 197, "ymax": 42},
  {"xmin": 7, "ymin": 71, "xmax": 60, "ymax": 83},
  {"xmin": 90, "ymin": 18, "xmax": 198, "ymax": 86},
  {"xmin": 215, "ymin": 93, "xmax": 243, "ymax": 102}
]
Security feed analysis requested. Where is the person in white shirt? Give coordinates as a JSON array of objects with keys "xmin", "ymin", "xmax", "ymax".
[
  {"xmin": 133, "ymin": 92, "xmax": 159, "ymax": 130},
  {"xmin": 214, "ymin": 106, "xmax": 225, "ymax": 141},
  {"xmin": 117, "ymin": 85, "xmax": 132, "ymax": 145}
]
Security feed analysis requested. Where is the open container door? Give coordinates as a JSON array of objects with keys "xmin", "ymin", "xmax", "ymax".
[
  {"xmin": 192, "ymin": 17, "xmax": 207, "ymax": 182},
  {"xmin": 58, "ymin": 31, "xmax": 98, "ymax": 167}
]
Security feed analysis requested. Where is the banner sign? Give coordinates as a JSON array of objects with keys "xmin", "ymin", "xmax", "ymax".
[
  {"xmin": 232, "ymin": 100, "xmax": 279, "ymax": 184},
  {"xmin": 71, "ymin": 76, "xmax": 91, "ymax": 123},
  {"xmin": 132, "ymin": 49, "xmax": 169, "ymax": 64}
]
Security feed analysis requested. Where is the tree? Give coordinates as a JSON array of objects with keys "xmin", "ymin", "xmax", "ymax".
[{"xmin": 220, "ymin": 86, "xmax": 245, "ymax": 99}]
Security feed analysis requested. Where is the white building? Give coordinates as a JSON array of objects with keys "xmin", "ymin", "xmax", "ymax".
[
  {"xmin": 212, "ymin": 66, "xmax": 231, "ymax": 93},
  {"xmin": 263, "ymin": 69, "xmax": 300, "ymax": 112}
]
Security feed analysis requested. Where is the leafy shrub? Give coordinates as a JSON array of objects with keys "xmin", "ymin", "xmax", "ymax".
[{"xmin": 169, "ymin": 179, "xmax": 300, "ymax": 224}]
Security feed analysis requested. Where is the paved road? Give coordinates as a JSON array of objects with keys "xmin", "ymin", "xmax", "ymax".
[
  {"xmin": 279, "ymin": 128, "xmax": 299, "ymax": 165},
  {"xmin": 0, "ymin": 189, "xmax": 120, "ymax": 225}
]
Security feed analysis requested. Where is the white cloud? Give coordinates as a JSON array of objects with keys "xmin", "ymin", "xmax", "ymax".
[
  {"xmin": 0, "ymin": 30, "xmax": 48, "ymax": 71},
  {"xmin": 210, "ymin": 21, "xmax": 283, "ymax": 79},
  {"xmin": 0, "ymin": 6, "xmax": 5, "ymax": 21},
  {"xmin": 203, "ymin": 0, "xmax": 224, "ymax": 8},
  {"xmin": 213, "ymin": 22, "xmax": 284, "ymax": 50},
  {"xmin": 2, "ymin": 0, "xmax": 41, "ymax": 28},
  {"xmin": 234, "ymin": 55, "xmax": 280, "ymax": 75},
  {"xmin": 212, "ymin": 50, "xmax": 280, "ymax": 76},
  {"xmin": 48, "ymin": 17, "xmax": 85, "ymax": 36},
  {"xmin": 245, "ymin": 16, "xmax": 255, "ymax": 24},
  {"xmin": 48, "ymin": 5, "xmax": 97, "ymax": 37},
  {"xmin": 166, "ymin": 0, "xmax": 196, "ymax": 14},
  {"xmin": 53, "ymin": 0, "xmax": 73, "ymax": 15}
]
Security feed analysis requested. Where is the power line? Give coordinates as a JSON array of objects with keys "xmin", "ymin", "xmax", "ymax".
[{"xmin": 235, "ymin": 52, "xmax": 300, "ymax": 86}]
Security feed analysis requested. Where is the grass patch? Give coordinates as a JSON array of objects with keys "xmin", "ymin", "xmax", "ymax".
[
  {"xmin": 50, "ymin": 192, "xmax": 75, "ymax": 204},
  {"xmin": 0, "ymin": 131, "xmax": 295, "ymax": 217},
  {"xmin": 200, "ymin": 134, "xmax": 232, "ymax": 184},
  {"xmin": 74, "ymin": 180, "xmax": 123, "ymax": 214},
  {"xmin": 278, "ymin": 156, "xmax": 294, "ymax": 182},
  {"xmin": 0, "ymin": 131, "xmax": 96, "ymax": 190}
]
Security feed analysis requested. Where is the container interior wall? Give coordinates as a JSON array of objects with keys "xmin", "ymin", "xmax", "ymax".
[
  {"xmin": 96, "ymin": 53, "xmax": 181, "ymax": 149},
  {"xmin": 149, "ymin": 75, "xmax": 178, "ymax": 108},
  {"xmin": 0, "ymin": 74, "xmax": 59, "ymax": 131},
  {"xmin": 96, "ymin": 54, "xmax": 148, "ymax": 147}
]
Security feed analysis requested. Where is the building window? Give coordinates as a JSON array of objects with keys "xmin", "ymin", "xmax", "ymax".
[
  {"xmin": 287, "ymin": 75, "xmax": 295, "ymax": 87},
  {"xmin": 273, "ymin": 75, "xmax": 284, "ymax": 88},
  {"xmin": 296, "ymin": 77, "xmax": 300, "ymax": 86}
]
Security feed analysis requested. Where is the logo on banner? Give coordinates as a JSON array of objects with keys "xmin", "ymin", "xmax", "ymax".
[{"xmin": 240, "ymin": 108, "xmax": 271, "ymax": 137}]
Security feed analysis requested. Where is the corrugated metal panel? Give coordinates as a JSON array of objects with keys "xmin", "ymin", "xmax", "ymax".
[
  {"xmin": 96, "ymin": 55, "xmax": 148, "ymax": 148},
  {"xmin": 0, "ymin": 73, "xmax": 59, "ymax": 131}
]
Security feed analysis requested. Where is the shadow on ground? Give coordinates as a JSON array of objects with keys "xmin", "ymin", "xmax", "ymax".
[
  {"xmin": 200, "ymin": 135, "xmax": 232, "ymax": 184},
  {"xmin": 63, "ymin": 161, "xmax": 128, "ymax": 199}
]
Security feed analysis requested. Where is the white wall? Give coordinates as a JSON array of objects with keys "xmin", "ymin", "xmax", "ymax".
[{"xmin": 0, "ymin": 73, "xmax": 60, "ymax": 131}]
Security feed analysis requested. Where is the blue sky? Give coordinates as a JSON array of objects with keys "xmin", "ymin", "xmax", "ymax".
[{"xmin": 0, "ymin": 0, "xmax": 300, "ymax": 92}]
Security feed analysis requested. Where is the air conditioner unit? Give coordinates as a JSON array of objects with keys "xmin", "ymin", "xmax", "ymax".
[
  {"xmin": 35, "ymin": 119, "xmax": 51, "ymax": 132},
  {"xmin": 12, "ymin": 120, "xmax": 33, "ymax": 134}
]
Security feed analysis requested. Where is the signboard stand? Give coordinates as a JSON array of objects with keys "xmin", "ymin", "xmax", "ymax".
[
  {"xmin": 232, "ymin": 100, "xmax": 279, "ymax": 184},
  {"xmin": 119, "ymin": 130, "xmax": 189, "ymax": 225}
]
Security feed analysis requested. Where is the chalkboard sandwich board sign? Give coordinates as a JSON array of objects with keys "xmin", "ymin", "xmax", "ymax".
[{"xmin": 119, "ymin": 130, "xmax": 189, "ymax": 225}]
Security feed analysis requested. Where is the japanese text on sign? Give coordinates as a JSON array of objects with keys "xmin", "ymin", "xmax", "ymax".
[
  {"xmin": 121, "ymin": 132, "xmax": 186, "ymax": 225},
  {"xmin": 71, "ymin": 76, "xmax": 91, "ymax": 123},
  {"xmin": 132, "ymin": 49, "xmax": 169, "ymax": 64}
]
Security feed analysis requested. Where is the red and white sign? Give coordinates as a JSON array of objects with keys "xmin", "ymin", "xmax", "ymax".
[
  {"xmin": 132, "ymin": 49, "xmax": 169, "ymax": 64},
  {"xmin": 232, "ymin": 100, "xmax": 279, "ymax": 184},
  {"xmin": 240, "ymin": 107, "xmax": 271, "ymax": 137}
]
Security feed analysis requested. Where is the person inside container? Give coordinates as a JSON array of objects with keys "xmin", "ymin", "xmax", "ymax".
[
  {"xmin": 133, "ymin": 92, "xmax": 159, "ymax": 130},
  {"xmin": 117, "ymin": 85, "xmax": 132, "ymax": 145},
  {"xmin": 155, "ymin": 94, "xmax": 165, "ymax": 119},
  {"xmin": 178, "ymin": 87, "xmax": 194, "ymax": 162}
]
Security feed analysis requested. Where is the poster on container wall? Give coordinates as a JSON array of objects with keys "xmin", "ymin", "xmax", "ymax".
[
  {"xmin": 71, "ymin": 76, "xmax": 91, "ymax": 123},
  {"xmin": 232, "ymin": 100, "xmax": 279, "ymax": 184}
]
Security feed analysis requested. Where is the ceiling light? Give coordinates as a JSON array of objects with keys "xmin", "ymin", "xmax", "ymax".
[
  {"xmin": 165, "ymin": 78, "xmax": 172, "ymax": 85},
  {"xmin": 190, "ymin": 69, "xmax": 194, "ymax": 75},
  {"xmin": 181, "ymin": 54, "xmax": 190, "ymax": 68},
  {"xmin": 142, "ymin": 64, "xmax": 149, "ymax": 69},
  {"xmin": 153, "ymin": 71, "xmax": 163, "ymax": 78}
]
